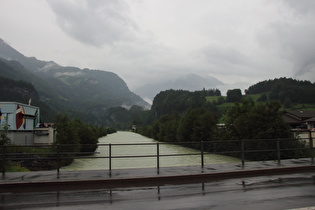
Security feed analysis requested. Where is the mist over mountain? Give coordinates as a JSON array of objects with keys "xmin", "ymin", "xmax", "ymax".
[
  {"xmin": 134, "ymin": 73, "xmax": 224, "ymax": 102},
  {"xmin": 0, "ymin": 38, "xmax": 149, "ymax": 125},
  {"xmin": 0, "ymin": 38, "xmax": 52, "ymax": 72}
]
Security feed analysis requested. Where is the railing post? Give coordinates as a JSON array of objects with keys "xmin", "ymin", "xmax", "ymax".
[
  {"xmin": 309, "ymin": 130, "xmax": 314, "ymax": 164},
  {"xmin": 57, "ymin": 144, "xmax": 60, "ymax": 179},
  {"xmin": 277, "ymin": 138, "xmax": 281, "ymax": 164},
  {"xmin": 241, "ymin": 139, "xmax": 245, "ymax": 168},
  {"xmin": 157, "ymin": 142, "xmax": 160, "ymax": 174},
  {"xmin": 109, "ymin": 143, "xmax": 112, "ymax": 177},
  {"xmin": 2, "ymin": 145, "xmax": 6, "ymax": 178},
  {"xmin": 201, "ymin": 141, "xmax": 204, "ymax": 169}
]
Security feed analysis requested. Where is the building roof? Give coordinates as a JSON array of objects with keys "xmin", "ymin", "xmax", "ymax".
[
  {"xmin": 283, "ymin": 110, "xmax": 315, "ymax": 124},
  {"xmin": 305, "ymin": 117, "xmax": 315, "ymax": 123},
  {"xmin": 0, "ymin": 101, "xmax": 39, "ymax": 109},
  {"xmin": 284, "ymin": 110, "xmax": 315, "ymax": 119},
  {"xmin": 282, "ymin": 114, "xmax": 302, "ymax": 124}
]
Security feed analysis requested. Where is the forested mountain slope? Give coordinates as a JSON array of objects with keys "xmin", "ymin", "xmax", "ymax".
[
  {"xmin": 245, "ymin": 77, "xmax": 315, "ymax": 104},
  {"xmin": 0, "ymin": 76, "xmax": 56, "ymax": 122},
  {"xmin": 0, "ymin": 39, "xmax": 149, "ymax": 125}
]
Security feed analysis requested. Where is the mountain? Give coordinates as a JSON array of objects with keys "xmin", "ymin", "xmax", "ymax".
[
  {"xmin": 0, "ymin": 38, "xmax": 53, "ymax": 73},
  {"xmin": 134, "ymin": 73, "xmax": 224, "ymax": 101},
  {"xmin": 0, "ymin": 38, "xmax": 149, "ymax": 125},
  {"xmin": 0, "ymin": 75, "xmax": 56, "ymax": 122}
]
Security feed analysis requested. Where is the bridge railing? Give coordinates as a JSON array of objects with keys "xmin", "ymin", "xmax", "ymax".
[{"xmin": 1, "ymin": 136, "xmax": 314, "ymax": 178}]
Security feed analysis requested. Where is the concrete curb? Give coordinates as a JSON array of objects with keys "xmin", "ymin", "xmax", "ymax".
[{"xmin": 1, "ymin": 165, "xmax": 315, "ymax": 193}]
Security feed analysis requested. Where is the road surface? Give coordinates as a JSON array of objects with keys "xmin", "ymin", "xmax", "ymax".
[{"xmin": 1, "ymin": 172, "xmax": 315, "ymax": 210}]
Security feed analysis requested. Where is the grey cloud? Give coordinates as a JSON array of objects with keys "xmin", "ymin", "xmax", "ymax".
[
  {"xmin": 257, "ymin": 1, "xmax": 315, "ymax": 80},
  {"xmin": 283, "ymin": 0, "xmax": 315, "ymax": 15},
  {"xmin": 197, "ymin": 45, "xmax": 253, "ymax": 75},
  {"xmin": 46, "ymin": 0, "xmax": 138, "ymax": 47},
  {"xmin": 272, "ymin": 24, "xmax": 315, "ymax": 78}
]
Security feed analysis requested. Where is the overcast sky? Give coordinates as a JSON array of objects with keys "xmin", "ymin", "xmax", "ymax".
[{"xmin": 1, "ymin": 0, "xmax": 315, "ymax": 92}]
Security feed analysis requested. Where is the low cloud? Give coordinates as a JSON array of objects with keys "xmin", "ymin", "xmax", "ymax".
[
  {"xmin": 258, "ymin": 0, "xmax": 315, "ymax": 81},
  {"xmin": 2, "ymin": 0, "xmax": 315, "ymax": 93},
  {"xmin": 197, "ymin": 45, "xmax": 253, "ymax": 74}
]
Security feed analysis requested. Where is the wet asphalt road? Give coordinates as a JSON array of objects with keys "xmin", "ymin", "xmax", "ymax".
[{"xmin": 1, "ymin": 172, "xmax": 315, "ymax": 210}]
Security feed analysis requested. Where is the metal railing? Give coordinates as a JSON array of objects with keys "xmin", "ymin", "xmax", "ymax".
[{"xmin": 1, "ymin": 136, "xmax": 314, "ymax": 178}]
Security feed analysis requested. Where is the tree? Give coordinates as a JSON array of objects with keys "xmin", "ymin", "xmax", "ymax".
[
  {"xmin": 151, "ymin": 89, "xmax": 217, "ymax": 119},
  {"xmin": 246, "ymin": 77, "xmax": 315, "ymax": 104},
  {"xmin": 0, "ymin": 116, "xmax": 11, "ymax": 145},
  {"xmin": 257, "ymin": 93, "xmax": 267, "ymax": 102},
  {"xmin": 0, "ymin": 117, "xmax": 11, "ymax": 171},
  {"xmin": 222, "ymin": 99, "xmax": 305, "ymax": 160},
  {"xmin": 53, "ymin": 114, "xmax": 80, "ymax": 165},
  {"xmin": 283, "ymin": 97, "xmax": 292, "ymax": 108},
  {"xmin": 226, "ymin": 89, "xmax": 242, "ymax": 102},
  {"xmin": 216, "ymin": 96, "xmax": 226, "ymax": 105},
  {"xmin": 177, "ymin": 108, "xmax": 218, "ymax": 147},
  {"xmin": 74, "ymin": 119, "xmax": 99, "ymax": 154},
  {"xmin": 224, "ymin": 99, "xmax": 290, "ymax": 140}
]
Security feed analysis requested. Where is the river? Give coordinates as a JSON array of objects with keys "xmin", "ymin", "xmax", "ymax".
[{"xmin": 62, "ymin": 131, "xmax": 239, "ymax": 171}]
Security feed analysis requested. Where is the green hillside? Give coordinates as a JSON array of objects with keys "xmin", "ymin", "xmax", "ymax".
[
  {"xmin": 0, "ymin": 76, "xmax": 56, "ymax": 122},
  {"xmin": 206, "ymin": 78, "xmax": 315, "ymax": 111}
]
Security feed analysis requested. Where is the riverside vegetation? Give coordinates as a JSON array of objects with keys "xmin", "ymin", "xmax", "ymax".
[
  {"xmin": 1, "ymin": 77, "xmax": 314, "ymax": 171},
  {"xmin": 0, "ymin": 114, "xmax": 116, "ymax": 172},
  {"xmin": 1, "ymin": 39, "xmax": 313, "ymax": 171},
  {"xmin": 138, "ymin": 99, "xmax": 308, "ymax": 161},
  {"xmin": 135, "ymin": 78, "xmax": 315, "ymax": 161}
]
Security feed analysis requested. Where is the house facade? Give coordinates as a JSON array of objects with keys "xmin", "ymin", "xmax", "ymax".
[
  {"xmin": 283, "ymin": 110, "xmax": 315, "ymax": 146},
  {"xmin": 282, "ymin": 110, "xmax": 315, "ymax": 130},
  {"xmin": 0, "ymin": 102, "xmax": 56, "ymax": 145}
]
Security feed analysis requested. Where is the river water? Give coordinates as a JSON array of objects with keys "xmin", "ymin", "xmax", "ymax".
[{"xmin": 62, "ymin": 131, "xmax": 239, "ymax": 171}]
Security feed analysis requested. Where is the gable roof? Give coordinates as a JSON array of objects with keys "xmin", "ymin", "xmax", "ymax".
[
  {"xmin": 283, "ymin": 110, "xmax": 315, "ymax": 124},
  {"xmin": 305, "ymin": 117, "xmax": 315, "ymax": 123},
  {"xmin": 284, "ymin": 110, "xmax": 315, "ymax": 119}
]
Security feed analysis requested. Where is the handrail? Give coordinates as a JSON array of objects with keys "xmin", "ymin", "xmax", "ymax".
[{"xmin": 1, "ymin": 136, "xmax": 314, "ymax": 178}]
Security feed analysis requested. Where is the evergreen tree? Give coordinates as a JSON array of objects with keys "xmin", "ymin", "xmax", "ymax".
[
  {"xmin": 53, "ymin": 114, "xmax": 81, "ymax": 158},
  {"xmin": 74, "ymin": 119, "xmax": 99, "ymax": 154}
]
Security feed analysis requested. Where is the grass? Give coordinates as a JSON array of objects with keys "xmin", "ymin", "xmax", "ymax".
[
  {"xmin": 205, "ymin": 93, "xmax": 315, "ymax": 113},
  {"xmin": 291, "ymin": 104, "xmax": 315, "ymax": 110},
  {"xmin": 5, "ymin": 162, "xmax": 30, "ymax": 172},
  {"xmin": 205, "ymin": 96, "xmax": 224, "ymax": 102},
  {"xmin": 244, "ymin": 94, "xmax": 263, "ymax": 102},
  {"xmin": 217, "ymin": 102, "xmax": 234, "ymax": 109},
  {"xmin": 1, "ymin": 146, "xmax": 55, "ymax": 172},
  {"xmin": 7, "ymin": 146, "xmax": 53, "ymax": 154}
]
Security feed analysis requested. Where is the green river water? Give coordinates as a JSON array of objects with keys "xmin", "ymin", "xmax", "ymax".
[{"xmin": 62, "ymin": 131, "xmax": 239, "ymax": 171}]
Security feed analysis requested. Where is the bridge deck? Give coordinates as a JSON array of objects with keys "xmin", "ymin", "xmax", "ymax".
[{"xmin": 1, "ymin": 158, "xmax": 315, "ymax": 192}]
